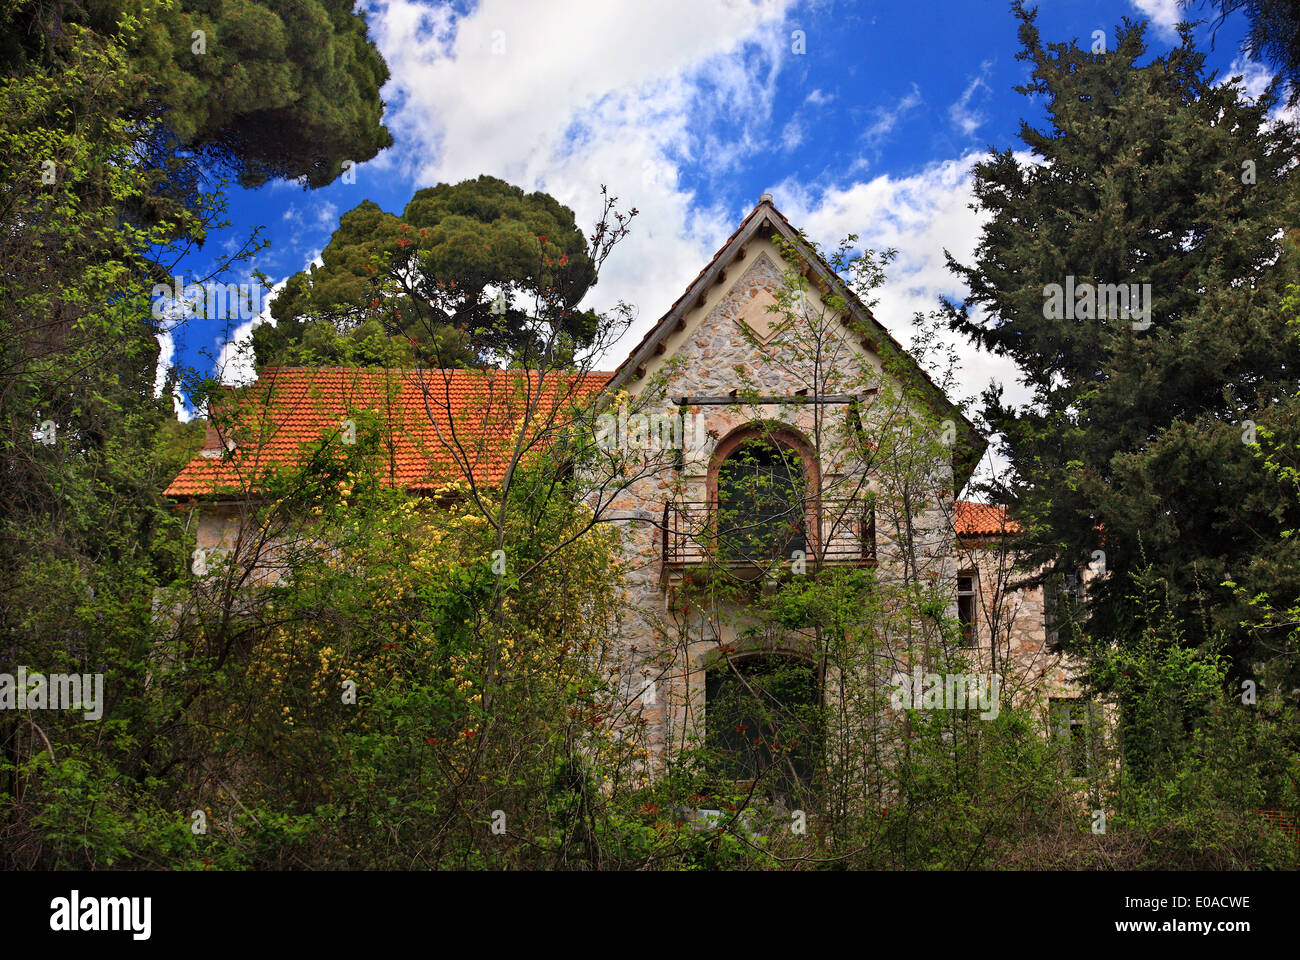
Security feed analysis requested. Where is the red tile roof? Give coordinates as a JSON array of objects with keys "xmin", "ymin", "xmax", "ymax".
[
  {"xmin": 165, "ymin": 366, "xmax": 609, "ymax": 499},
  {"xmin": 955, "ymin": 500, "xmax": 1019, "ymax": 536},
  {"xmin": 166, "ymin": 369, "xmax": 1019, "ymax": 539}
]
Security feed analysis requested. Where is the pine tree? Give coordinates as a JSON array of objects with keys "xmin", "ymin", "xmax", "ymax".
[
  {"xmin": 257, "ymin": 176, "xmax": 610, "ymax": 368},
  {"xmin": 1, "ymin": 0, "xmax": 393, "ymax": 188}
]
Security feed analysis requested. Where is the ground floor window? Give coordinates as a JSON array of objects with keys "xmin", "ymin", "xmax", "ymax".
[
  {"xmin": 705, "ymin": 655, "xmax": 822, "ymax": 806},
  {"xmin": 1049, "ymin": 697, "xmax": 1102, "ymax": 776}
]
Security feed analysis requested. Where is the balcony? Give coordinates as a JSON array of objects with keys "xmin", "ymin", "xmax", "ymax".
[{"xmin": 661, "ymin": 497, "xmax": 876, "ymax": 577}]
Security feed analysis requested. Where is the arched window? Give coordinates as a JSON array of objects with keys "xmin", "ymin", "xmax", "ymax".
[
  {"xmin": 715, "ymin": 438, "xmax": 807, "ymax": 565},
  {"xmin": 705, "ymin": 654, "xmax": 822, "ymax": 805}
]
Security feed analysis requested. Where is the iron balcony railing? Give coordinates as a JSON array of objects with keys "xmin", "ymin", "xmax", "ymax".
[{"xmin": 662, "ymin": 498, "xmax": 876, "ymax": 567}]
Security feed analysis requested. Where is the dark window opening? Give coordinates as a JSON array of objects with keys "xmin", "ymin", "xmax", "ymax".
[
  {"xmin": 1050, "ymin": 698, "xmax": 1101, "ymax": 777},
  {"xmin": 705, "ymin": 655, "xmax": 822, "ymax": 806},
  {"xmin": 716, "ymin": 440, "xmax": 806, "ymax": 564},
  {"xmin": 957, "ymin": 572, "xmax": 977, "ymax": 647},
  {"xmin": 1044, "ymin": 567, "xmax": 1086, "ymax": 651}
]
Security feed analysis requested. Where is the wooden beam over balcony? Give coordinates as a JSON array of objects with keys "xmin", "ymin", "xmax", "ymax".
[{"xmin": 674, "ymin": 390, "xmax": 877, "ymax": 406}]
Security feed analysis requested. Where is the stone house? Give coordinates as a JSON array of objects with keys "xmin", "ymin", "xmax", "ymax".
[{"xmin": 167, "ymin": 195, "xmax": 1092, "ymax": 798}]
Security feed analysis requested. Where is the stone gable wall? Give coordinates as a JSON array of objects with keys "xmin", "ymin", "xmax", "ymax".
[{"xmin": 602, "ymin": 242, "xmax": 975, "ymax": 764}]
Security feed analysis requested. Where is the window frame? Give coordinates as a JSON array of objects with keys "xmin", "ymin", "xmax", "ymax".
[
  {"xmin": 957, "ymin": 569, "xmax": 978, "ymax": 647},
  {"xmin": 705, "ymin": 425, "xmax": 820, "ymax": 566},
  {"xmin": 703, "ymin": 652, "xmax": 824, "ymax": 805},
  {"xmin": 714, "ymin": 438, "xmax": 809, "ymax": 564},
  {"xmin": 1049, "ymin": 697, "xmax": 1101, "ymax": 777}
]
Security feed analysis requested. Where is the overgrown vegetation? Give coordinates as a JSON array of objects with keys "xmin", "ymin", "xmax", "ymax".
[{"xmin": 1, "ymin": 0, "xmax": 1296, "ymax": 869}]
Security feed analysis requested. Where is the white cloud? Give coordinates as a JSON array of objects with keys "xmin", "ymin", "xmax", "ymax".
[
  {"xmin": 863, "ymin": 83, "xmax": 922, "ymax": 142},
  {"xmin": 1227, "ymin": 56, "xmax": 1275, "ymax": 101},
  {"xmin": 948, "ymin": 62, "xmax": 991, "ymax": 138},
  {"xmin": 153, "ymin": 323, "xmax": 190, "ymax": 421},
  {"xmin": 315, "ymin": 201, "xmax": 338, "ymax": 229},
  {"xmin": 214, "ymin": 315, "xmax": 263, "ymax": 389},
  {"xmin": 1129, "ymin": 0, "xmax": 1182, "ymax": 40},
  {"xmin": 214, "ymin": 273, "xmax": 301, "ymax": 387},
  {"xmin": 805, "ymin": 88, "xmax": 833, "ymax": 106},
  {"xmin": 780, "ymin": 117, "xmax": 804, "ymax": 152},
  {"xmin": 367, "ymin": 0, "xmax": 798, "ymax": 365},
  {"xmin": 1221, "ymin": 56, "xmax": 1300, "ymax": 125},
  {"xmin": 281, "ymin": 201, "xmax": 338, "ymax": 232},
  {"xmin": 772, "ymin": 151, "xmax": 1036, "ymax": 414}
]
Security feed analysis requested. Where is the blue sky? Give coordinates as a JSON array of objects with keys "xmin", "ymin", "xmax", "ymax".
[{"xmin": 163, "ymin": 0, "xmax": 1274, "ymax": 419}]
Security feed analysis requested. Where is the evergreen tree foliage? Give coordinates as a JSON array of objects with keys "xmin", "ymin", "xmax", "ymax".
[
  {"xmin": 945, "ymin": 2, "xmax": 1300, "ymax": 688},
  {"xmin": 1, "ymin": 0, "xmax": 392, "ymax": 188},
  {"xmin": 256, "ymin": 176, "xmax": 606, "ymax": 368}
]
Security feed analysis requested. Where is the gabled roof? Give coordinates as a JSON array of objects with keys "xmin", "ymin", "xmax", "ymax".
[
  {"xmin": 607, "ymin": 194, "xmax": 985, "ymax": 488},
  {"xmin": 169, "ymin": 197, "xmax": 991, "ymax": 505},
  {"xmin": 165, "ymin": 366, "xmax": 608, "ymax": 499},
  {"xmin": 166, "ymin": 371, "xmax": 1012, "ymax": 535}
]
